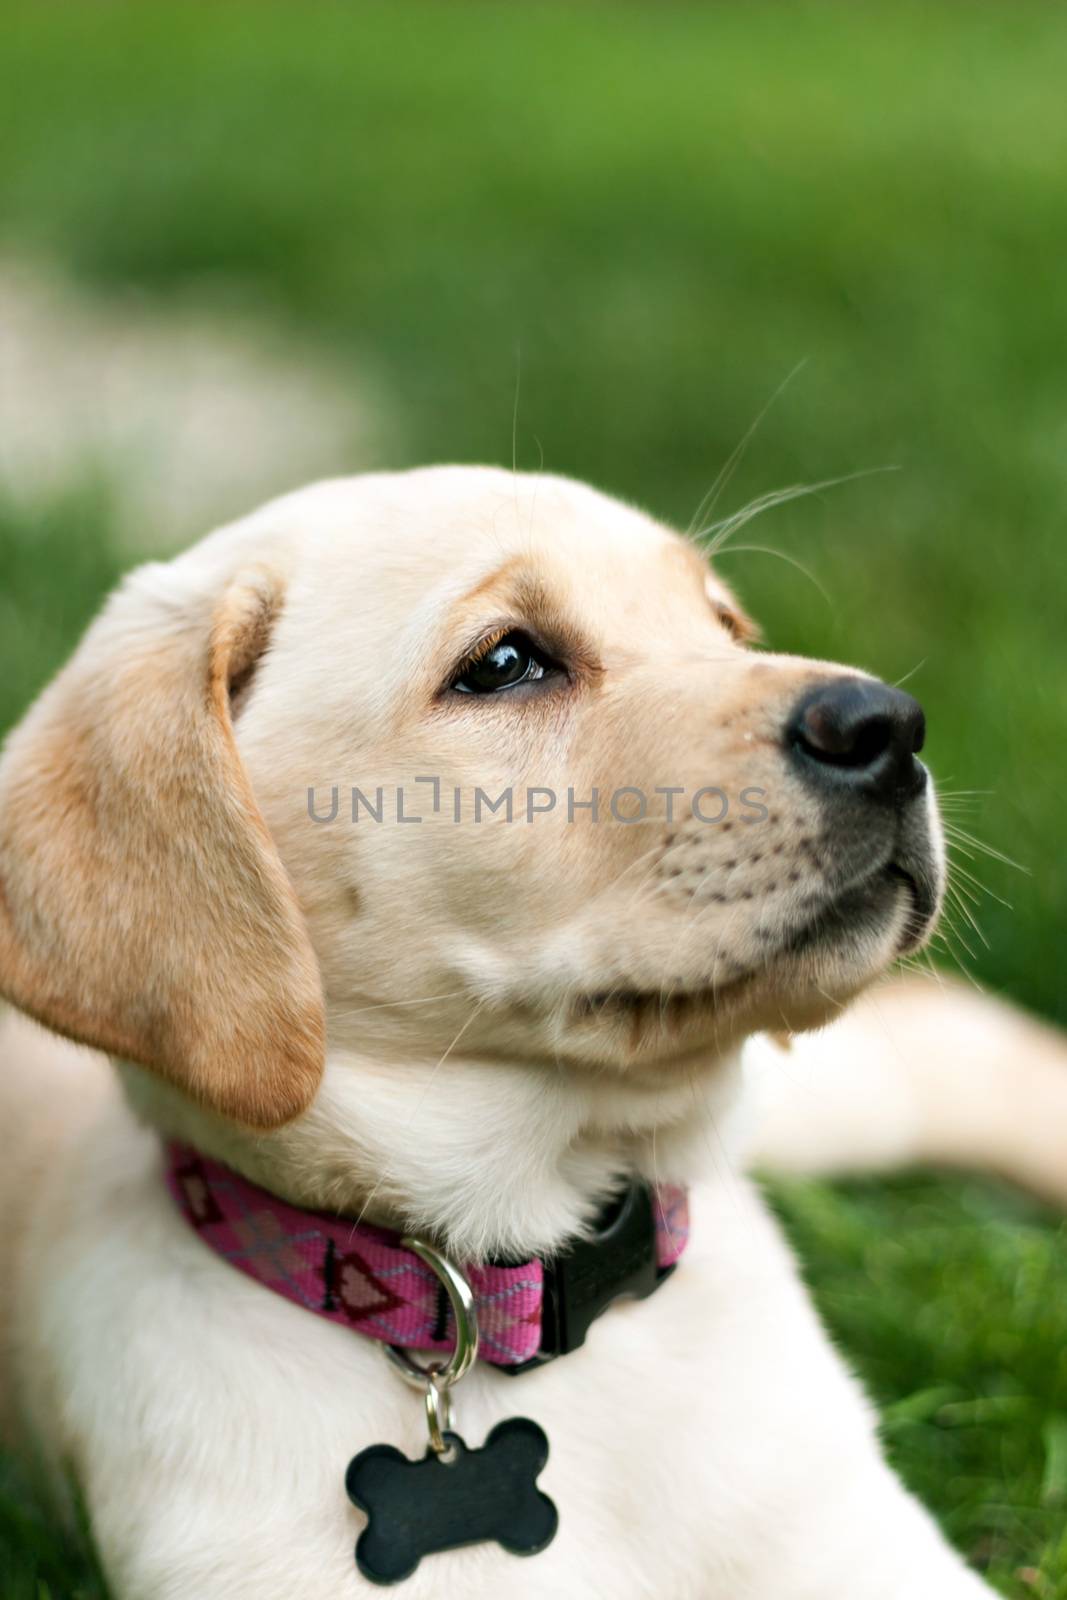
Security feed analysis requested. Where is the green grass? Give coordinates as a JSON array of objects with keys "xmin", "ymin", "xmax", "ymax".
[
  {"xmin": 0, "ymin": 489, "xmax": 127, "ymax": 738},
  {"xmin": 768, "ymin": 1175, "xmax": 1067, "ymax": 1595},
  {"xmin": 0, "ymin": 3, "xmax": 1065, "ymax": 1593},
  {"xmin": 0, "ymin": 1456, "xmax": 109, "ymax": 1600}
]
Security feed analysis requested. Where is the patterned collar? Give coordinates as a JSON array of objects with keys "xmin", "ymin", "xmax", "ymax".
[{"xmin": 165, "ymin": 1142, "xmax": 689, "ymax": 1372}]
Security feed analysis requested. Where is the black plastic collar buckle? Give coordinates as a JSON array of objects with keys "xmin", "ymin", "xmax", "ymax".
[{"xmin": 500, "ymin": 1181, "xmax": 674, "ymax": 1375}]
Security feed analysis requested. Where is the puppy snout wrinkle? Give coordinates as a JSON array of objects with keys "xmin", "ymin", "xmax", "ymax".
[{"xmin": 787, "ymin": 678, "xmax": 927, "ymax": 804}]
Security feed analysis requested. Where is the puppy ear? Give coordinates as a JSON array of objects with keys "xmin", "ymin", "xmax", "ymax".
[{"xmin": 0, "ymin": 562, "xmax": 325, "ymax": 1127}]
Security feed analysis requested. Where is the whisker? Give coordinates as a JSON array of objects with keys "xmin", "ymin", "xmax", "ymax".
[
  {"xmin": 348, "ymin": 1002, "xmax": 486, "ymax": 1236},
  {"xmin": 946, "ymin": 857, "xmax": 1013, "ymax": 911},
  {"xmin": 346, "ymin": 989, "xmax": 471, "ymax": 1018},
  {"xmin": 946, "ymin": 868, "xmax": 982, "ymax": 908},
  {"xmin": 927, "ymin": 931, "xmax": 982, "ymax": 991},
  {"xmin": 942, "ymin": 822, "xmax": 1028, "ymax": 875},
  {"xmin": 685, "ymin": 359, "xmax": 808, "ymax": 538},
  {"xmin": 694, "ymin": 464, "xmax": 899, "ymax": 557},
  {"xmin": 892, "ymin": 658, "xmax": 928, "ymax": 690},
  {"xmin": 511, "ymin": 342, "xmax": 521, "ymax": 475},
  {"xmin": 711, "ymin": 542, "xmax": 833, "ymax": 607},
  {"xmin": 935, "ymin": 901, "xmax": 979, "ymax": 963},
  {"xmin": 944, "ymin": 881, "xmax": 989, "ymax": 949}
]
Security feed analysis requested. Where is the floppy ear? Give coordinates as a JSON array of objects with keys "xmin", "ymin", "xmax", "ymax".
[{"xmin": 0, "ymin": 561, "xmax": 325, "ymax": 1127}]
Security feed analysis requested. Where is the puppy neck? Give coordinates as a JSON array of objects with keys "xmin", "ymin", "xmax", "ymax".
[{"xmin": 117, "ymin": 1045, "xmax": 745, "ymax": 1262}]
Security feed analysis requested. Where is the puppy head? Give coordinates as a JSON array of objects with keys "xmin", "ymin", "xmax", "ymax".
[
  {"xmin": 235, "ymin": 468, "xmax": 943, "ymax": 1084},
  {"xmin": 0, "ymin": 466, "xmax": 944, "ymax": 1128}
]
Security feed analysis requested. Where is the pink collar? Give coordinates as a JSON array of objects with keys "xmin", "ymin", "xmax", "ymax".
[{"xmin": 165, "ymin": 1142, "xmax": 689, "ymax": 1370}]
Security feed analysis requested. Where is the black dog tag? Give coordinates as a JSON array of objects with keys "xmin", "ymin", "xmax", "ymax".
[{"xmin": 346, "ymin": 1417, "xmax": 558, "ymax": 1585}]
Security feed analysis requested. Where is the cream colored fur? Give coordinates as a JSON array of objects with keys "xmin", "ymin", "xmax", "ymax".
[{"xmin": 1, "ymin": 466, "xmax": 1062, "ymax": 1598}]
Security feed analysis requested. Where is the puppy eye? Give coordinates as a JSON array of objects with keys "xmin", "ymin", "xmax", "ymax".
[{"xmin": 453, "ymin": 630, "xmax": 560, "ymax": 695}]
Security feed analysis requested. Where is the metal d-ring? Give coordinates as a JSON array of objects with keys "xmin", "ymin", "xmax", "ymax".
[{"xmin": 384, "ymin": 1236, "xmax": 480, "ymax": 1454}]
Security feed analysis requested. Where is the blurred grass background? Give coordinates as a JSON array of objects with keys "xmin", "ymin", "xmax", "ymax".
[{"xmin": 0, "ymin": 3, "xmax": 1065, "ymax": 1595}]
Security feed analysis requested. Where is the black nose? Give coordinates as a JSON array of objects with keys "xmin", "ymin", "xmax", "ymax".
[{"xmin": 787, "ymin": 678, "xmax": 927, "ymax": 803}]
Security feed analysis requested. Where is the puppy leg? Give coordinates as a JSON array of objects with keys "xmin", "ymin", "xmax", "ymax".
[{"xmin": 745, "ymin": 975, "xmax": 1067, "ymax": 1205}]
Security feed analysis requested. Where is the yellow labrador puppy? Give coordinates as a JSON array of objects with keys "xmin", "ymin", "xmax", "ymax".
[{"xmin": 1, "ymin": 467, "xmax": 1063, "ymax": 1598}]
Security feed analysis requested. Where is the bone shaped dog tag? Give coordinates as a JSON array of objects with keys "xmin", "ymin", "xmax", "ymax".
[{"xmin": 346, "ymin": 1417, "xmax": 558, "ymax": 1585}]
